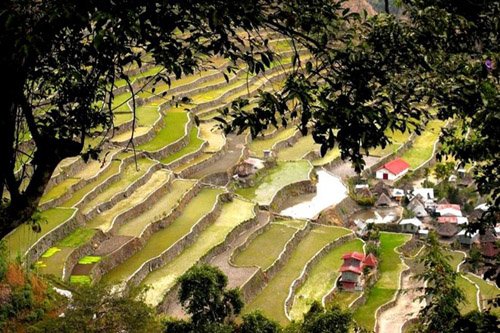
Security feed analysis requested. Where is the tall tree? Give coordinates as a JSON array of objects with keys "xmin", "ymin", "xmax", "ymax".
[
  {"xmin": 0, "ymin": 0, "xmax": 324, "ymax": 237},
  {"xmin": 177, "ymin": 264, "xmax": 243, "ymax": 328},
  {"xmin": 413, "ymin": 232, "xmax": 465, "ymax": 332}
]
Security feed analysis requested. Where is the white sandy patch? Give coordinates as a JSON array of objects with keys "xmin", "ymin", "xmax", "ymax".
[{"xmin": 280, "ymin": 169, "xmax": 347, "ymax": 219}]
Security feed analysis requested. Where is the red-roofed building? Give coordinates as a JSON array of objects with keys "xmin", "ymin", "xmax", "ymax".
[
  {"xmin": 339, "ymin": 252, "xmax": 378, "ymax": 290},
  {"xmin": 437, "ymin": 216, "xmax": 468, "ymax": 224},
  {"xmin": 376, "ymin": 158, "xmax": 410, "ymax": 181},
  {"xmin": 435, "ymin": 204, "xmax": 462, "ymax": 217}
]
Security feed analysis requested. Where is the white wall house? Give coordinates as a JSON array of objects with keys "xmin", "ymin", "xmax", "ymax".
[
  {"xmin": 457, "ymin": 229, "xmax": 480, "ymax": 245},
  {"xmin": 376, "ymin": 158, "xmax": 410, "ymax": 181},
  {"xmin": 400, "ymin": 218, "xmax": 422, "ymax": 233}
]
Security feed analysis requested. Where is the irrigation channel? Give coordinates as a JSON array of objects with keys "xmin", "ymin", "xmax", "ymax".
[{"xmin": 4, "ymin": 36, "xmax": 456, "ymax": 331}]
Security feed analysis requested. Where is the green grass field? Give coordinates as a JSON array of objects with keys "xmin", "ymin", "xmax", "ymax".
[
  {"xmin": 289, "ymin": 238, "xmax": 364, "ymax": 321},
  {"xmin": 102, "ymin": 186, "xmax": 222, "ymax": 285},
  {"xmin": 353, "ymin": 233, "xmax": 411, "ymax": 330},
  {"xmin": 243, "ymin": 225, "xmax": 351, "ymax": 324}
]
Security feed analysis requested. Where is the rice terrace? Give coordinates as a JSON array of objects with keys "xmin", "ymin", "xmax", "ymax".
[{"xmin": 1, "ymin": 0, "xmax": 499, "ymax": 332}]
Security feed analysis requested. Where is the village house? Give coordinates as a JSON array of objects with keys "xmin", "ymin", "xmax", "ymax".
[
  {"xmin": 391, "ymin": 188, "xmax": 405, "ymax": 202},
  {"xmin": 457, "ymin": 229, "xmax": 480, "ymax": 246},
  {"xmin": 354, "ymin": 220, "xmax": 368, "ymax": 237},
  {"xmin": 437, "ymin": 223, "xmax": 459, "ymax": 238},
  {"xmin": 437, "ymin": 216, "xmax": 468, "ymax": 224},
  {"xmin": 375, "ymin": 193, "xmax": 395, "ymax": 208},
  {"xmin": 418, "ymin": 229, "xmax": 429, "ymax": 239},
  {"xmin": 339, "ymin": 252, "xmax": 378, "ymax": 291},
  {"xmin": 400, "ymin": 218, "xmax": 423, "ymax": 233},
  {"xmin": 407, "ymin": 196, "xmax": 428, "ymax": 218},
  {"xmin": 408, "ymin": 188, "xmax": 435, "ymax": 208},
  {"xmin": 376, "ymin": 158, "xmax": 411, "ymax": 181},
  {"xmin": 371, "ymin": 181, "xmax": 391, "ymax": 197},
  {"xmin": 435, "ymin": 203, "xmax": 462, "ymax": 217},
  {"xmin": 234, "ymin": 157, "xmax": 265, "ymax": 179}
]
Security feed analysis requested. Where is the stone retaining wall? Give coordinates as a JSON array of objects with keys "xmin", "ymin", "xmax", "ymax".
[
  {"xmin": 107, "ymin": 172, "xmax": 173, "ymax": 233},
  {"xmin": 284, "ymin": 233, "xmax": 356, "ymax": 318},
  {"xmin": 177, "ymin": 140, "xmax": 229, "ymax": 179},
  {"xmin": 112, "ymin": 109, "xmax": 166, "ymax": 147},
  {"xmin": 267, "ymin": 179, "xmax": 316, "ymax": 212},
  {"xmin": 190, "ymin": 67, "xmax": 291, "ymax": 114},
  {"xmin": 144, "ymin": 113, "xmax": 194, "ymax": 161},
  {"xmin": 39, "ymin": 150, "xmax": 123, "ymax": 211},
  {"xmin": 63, "ymin": 230, "xmax": 108, "ymax": 281},
  {"xmin": 84, "ymin": 161, "xmax": 162, "ymax": 222},
  {"xmin": 374, "ymin": 266, "xmax": 412, "ymax": 333},
  {"xmin": 238, "ymin": 222, "xmax": 312, "ymax": 304},
  {"xmin": 46, "ymin": 157, "xmax": 87, "ymax": 193},
  {"xmin": 166, "ymin": 131, "xmax": 208, "ymax": 170},
  {"xmin": 140, "ymin": 68, "xmax": 243, "ymax": 107},
  {"xmin": 271, "ymin": 130, "xmax": 302, "ymax": 153},
  {"xmin": 71, "ymin": 154, "xmax": 140, "ymax": 211},
  {"xmin": 157, "ymin": 205, "xmax": 260, "ymax": 313},
  {"xmin": 91, "ymin": 182, "xmax": 204, "ymax": 282},
  {"xmin": 124, "ymin": 192, "xmax": 229, "ymax": 288},
  {"xmin": 25, "ymin": 209, "xmax": 80, "ymax": 264},
  {"xmin": 317, "ymin": 196, "xmax": 362, "ymax": 226}
]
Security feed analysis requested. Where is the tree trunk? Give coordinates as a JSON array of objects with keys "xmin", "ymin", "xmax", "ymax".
[
  {"xmin": 0, "ymin": 138, "xmax": 82, "ymax": 239},
  {"xmin": 385, "ymin": 0, "xmax": 390, "ymax": 14}
]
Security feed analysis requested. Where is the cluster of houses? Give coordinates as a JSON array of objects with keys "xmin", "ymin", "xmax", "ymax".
[{"xmin": 354, "ymin": 157, "xmax": 499, "ymax": 261}]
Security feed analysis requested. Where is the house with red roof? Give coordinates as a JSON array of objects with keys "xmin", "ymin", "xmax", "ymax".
[
  {"xmin": 435, "ymin": 204, "xmax": 462, "ymax": 217},
  {"xmin": 339, "ymin": 252, "xmax": 378, "ymax": 290},
  {"xmin": 376, "ymin": 158, "xmax": 410, "ymax": 181}
]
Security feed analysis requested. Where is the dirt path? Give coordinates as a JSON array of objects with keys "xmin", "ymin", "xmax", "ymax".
[{"xmin": 376, "ymin": 273, "xmax": 425, "ymax": 333}]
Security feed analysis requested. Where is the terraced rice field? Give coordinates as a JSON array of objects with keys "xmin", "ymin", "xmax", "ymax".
[
  {"xmin": 353, "ymin": 233, "xmax": 411, "ymax": 330},
  {"xmin": 81, "ymin": 157, "xmax": 156, "ymax": 213},
  {"xmin": 249, "ymin": 127, "xmax": 297, "ymax": 157},
  {"xmin": 232, "ymin": 220, "xmax": 306, "ymax": 270},
  {"xmin": 243, "ymin": 224, "xmax": 351, "ymax": 324},
  {"xmin": 140, "ymin": 198, "xmax": 255, "ymax": 306},
  {"xmin": 138, "ymin": 109, "xmax": 189, "ymax": 151},
  {"xmin": 400, "ymin": 120, "xmax": 443, "ymax": 169},
  {"xmin": 102, "ymin": 186, "xmax": 222, "ymax": 284},
  {"xmin": 289, "ymin": 238, "xmax": 364, "ymax": 320},
  {"xmin": 466, "ymin": 274, "xmax": 500, "ymax": 316},
  {"xmin": 5, "ymin": 208, "xmax": 76, "ymax": 261},
  {"xmin": 86, "ymin": 169, "xmax": 171, "ymax": 231},
  {"xmin": 236, "ymin": 161, "xmax": 312, "ymax": 206},
  {"xmin": 5, "ymin": 36, "xmax": 445, "ymax": 326}
]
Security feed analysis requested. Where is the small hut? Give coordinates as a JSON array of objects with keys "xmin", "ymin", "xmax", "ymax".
[
  {"xmin": 372, "ymin": 181, "xmax": 391, "ymax": 197},
  {"xmin": 375, "ymin": 193, "xmax": 394, "ymax": 207}
]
